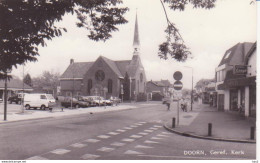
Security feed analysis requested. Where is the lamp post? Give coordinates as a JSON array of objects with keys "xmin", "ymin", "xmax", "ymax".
[
  {"xmin": 184, "ymin": 66, "xmax": 193, "ymax": 111},
  {"xmin": 3, "ymin": 69, "xmax": 11, "ymax": 121}
]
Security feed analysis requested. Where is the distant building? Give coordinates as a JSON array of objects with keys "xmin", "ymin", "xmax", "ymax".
[
  {"xmin": 146, "ymin": 80, "xmax": 172, "ymax": 100},
  {"xmin": 60, "ymin": 14, "xmax": 146, "ymax": 100},
  {"xmin": 215, "ymin": 42, "xmax": 256, "ymax": 117},
  {"xmin": 0, "ymin": 78, "xmax": 33, "ymax": 100}
]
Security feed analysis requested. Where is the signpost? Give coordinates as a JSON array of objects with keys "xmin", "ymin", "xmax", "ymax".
[{"xmin": 173, "ymin": 71, "xmax": 183, "ymax": 126}]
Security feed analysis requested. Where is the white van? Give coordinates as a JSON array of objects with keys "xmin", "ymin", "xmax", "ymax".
[{"xmin": 24, "ymin": 94, "xmax": 56, "ymax": 110}]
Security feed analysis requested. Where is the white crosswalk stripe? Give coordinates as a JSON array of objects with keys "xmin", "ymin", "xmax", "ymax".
[
  {"xmin": 130, "ymin": 135, "xmax": 143, "ymax": 138},
  {"xmin": 27, "ymin": 156, "xmax": 48, "ymax": 160},
  {"xmin": 144, "ymin": 130, "xmax": 153, "ymax": 132},
  {"xmin": 121, "ymin": 138, "xmax": 135, "ymax": 142},
  {"xmin": 161, "ymin": 131, "xmax": 172, "ymax": 135},
  {"xmin": 153, "ymin": 125, "xmax": 162, "ymax": 128},
  {"xmin": 97, "ymin": 135, "xmax": 110, "ymax": 139},
  {"xmin": 50, "ymin": 149, "xmax": 70, "ymax": 155},
  {"xmin": 135, "ymin": 145, "xmax": 153, "ymax": 149},
  {"xmin": 81, "ymin": 154, "xmax": 100, "ymax": 160},
  {"xmin": 108, "ymin": 132, "xmax": 120, "ymax": 135},
  {"xmin": 138, "ymin": 132, "xmax": 149, "ymax": 135},
  {"xmin": 157, "ymin": 134, "xmax": 169, "ymax": 138},
  {"xmin": 70, "ymin": 143, "xmax": 87, "ymax": 148},
  {"xmin": 116, "ymin": 129, "xmax": 126, "ymax": 132},
  {"xmin": 130, "ymin": 125, "xmax": 138, "ymax": 128},
  {"xmin": 124, "ymin": 127, "xmax": 133, "ymax": 130},
  {"xmin": 144, "ymin": 140, "xmax": 159, "ymax": 144},
  {"xmin": 124, "ymin": 150, "xmax": 144, "ymax": 155},
  {"xmin": 139, "ymin": 122, "xmax": 147, "ymax": 124},
  {"xmin": 151, "ymin": 137, "xmax": 163, "ymax": 140},
  {"xmin": 149, "ymin": 127, "xmax": 158, "ymax": 130},
  {"xmin": 84, "ymin": 139, "xmax": 100, "ymax": 143},
  {"xmin": 111, "ymin": 142, "xmax": 126, "ymax": 147},
  {"xmin": 97, "ymin": 147, "xmax": 115, "ymax": 152}
]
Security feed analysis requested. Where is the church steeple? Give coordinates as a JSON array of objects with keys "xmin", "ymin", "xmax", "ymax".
[{"xmin": 133, "ymin": 12, "xmax": 140, "ymax": 55}]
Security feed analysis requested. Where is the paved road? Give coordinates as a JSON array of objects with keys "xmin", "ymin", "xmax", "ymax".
[{"xmin": 0, "ymin": 102, "xmax": 256, "ymax": 160}]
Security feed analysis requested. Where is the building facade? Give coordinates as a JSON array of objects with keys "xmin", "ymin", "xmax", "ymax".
[
  {"xmin": 215, "ymin": 42, "xmax": 256, "ymax": 117},
  {"xmin": 60, "ymin": 14, "xmax": 147, "ymax": 100},
  {"xmin": 146, "ymin": 80, "xmax": 172, "ymax": 100}
]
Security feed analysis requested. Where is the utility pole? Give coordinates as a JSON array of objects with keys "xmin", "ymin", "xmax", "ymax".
[{"xmin": 4, "ymin": 71, "xmax": 7, "ymax": 121}]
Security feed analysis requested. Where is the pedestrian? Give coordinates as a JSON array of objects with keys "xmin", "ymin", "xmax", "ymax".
[{"xmin": 165, "ymin": 96, "xmax": 171, "ymax": 111}]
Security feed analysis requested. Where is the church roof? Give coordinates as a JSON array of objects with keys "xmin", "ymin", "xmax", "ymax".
[
  {"xmin": 100, "ymin": 56, "xmax": 126, "ymax": 78},
  {"xmin": 60, "ymin": 62, "xmax": 93, "ymax": 79},
  {"xmin": 0, "ymin": 78, "xmax": 32, "ymax": 90}
]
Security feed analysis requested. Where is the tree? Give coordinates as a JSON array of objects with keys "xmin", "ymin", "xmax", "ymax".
[
  {"xmin": 23, "ymin": 73, "xmax": 32, "ymax": 87},
  {"xmin": 195, "ymin": 78, "xmax": 215, "ymax": 92},
  {"xmin": 0, "ymin": 0, "xmax": 217, "ymax": 79},
  {"xmin": 32, "ymin": 70, "xmax": 60, "ymax": 95},
  {"xmin": 0, "ymin": 0, "xmax": 128, "ymax": 78}
]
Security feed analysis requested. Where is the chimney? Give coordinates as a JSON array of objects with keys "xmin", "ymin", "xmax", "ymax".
[{"xmin": 70, "ymin": 59, "xmax": 74, "ymax": 64}]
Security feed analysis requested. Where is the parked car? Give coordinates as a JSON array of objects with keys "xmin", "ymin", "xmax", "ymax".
[
  {"xmin": 8, "ymin": 93, "xmax": 27, "ymax": 104},
  {"xmin": 81, "ymin": 96, "xmax": 97, "ymax": 107},
  {"xmin": 110, "ymin": 97, "xmax": 121, "ymax": 104},
  {"xmin": 61, "ymin": 97, "xmax": 89, "ymax": 108},
  {"xmin": 88, "ymin": 96, "xmax": 106, "ymax": 106},
  {"xmin": 99, "ymin": 96, "xmax": 112, "ymax": 106},
  {"xmin": 24, "ymin": 94, "xmax": 56, "ymax": 110}
]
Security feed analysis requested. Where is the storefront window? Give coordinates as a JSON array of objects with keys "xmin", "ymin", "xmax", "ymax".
[{"xmin": 230, "ymin": 89, "xmax": 238, "ymax": 111}]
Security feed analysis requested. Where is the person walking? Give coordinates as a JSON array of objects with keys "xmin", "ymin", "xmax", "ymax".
[{"xmin": 165, "ymin": 96, "xmax": 171, "ymax": 111}]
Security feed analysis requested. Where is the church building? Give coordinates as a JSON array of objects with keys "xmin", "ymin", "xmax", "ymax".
[{"xmin": 60, "ymin": 14, "xmax": 146, "ymax": 100}]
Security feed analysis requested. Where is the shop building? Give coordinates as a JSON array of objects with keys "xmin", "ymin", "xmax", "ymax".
[{"xmin": 215, "ymin": 42, "xmax": 256, "ymax": 117}]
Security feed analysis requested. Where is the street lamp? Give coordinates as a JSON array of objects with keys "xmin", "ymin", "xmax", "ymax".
[{"xmin": 184, "ymin": 66, "xmax": 193, "ymax": 111}]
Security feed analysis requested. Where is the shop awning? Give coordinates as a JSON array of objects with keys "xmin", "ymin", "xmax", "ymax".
[{"xmin": 217, "ymin": 76, "xmax": 256, "ymax": 90}]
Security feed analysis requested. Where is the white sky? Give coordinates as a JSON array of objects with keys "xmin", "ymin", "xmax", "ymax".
[{"xmin": 11, "ymin": 0, "xmax": 257, "ymax": 89}]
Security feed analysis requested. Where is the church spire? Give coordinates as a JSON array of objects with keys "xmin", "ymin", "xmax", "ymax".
[{"xmin": 133, "ymin": 11, "xmax": 140, "ymax": 55}]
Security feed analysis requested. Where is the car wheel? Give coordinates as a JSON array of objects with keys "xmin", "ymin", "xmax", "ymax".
[
  {"xmin": 25, "ymin": 104, "xmax": 30, "ymax": 110},
  {"xmin": 75, "ymin": 104, "xmax": 79, "ymax": 109},
  {"xmin": 40, "ymin": 105, "xmax": 46, "ymax": 110}
]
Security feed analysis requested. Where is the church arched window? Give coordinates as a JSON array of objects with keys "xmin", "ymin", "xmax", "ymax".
[
  {"xmin": 108, "ymin": 79, "xmax": 113, "ymax": 93},
  {"xmin": 87, "ymin": 79, "xmax": 92, "ymax": 94}
]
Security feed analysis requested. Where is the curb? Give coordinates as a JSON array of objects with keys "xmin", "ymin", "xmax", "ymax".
[{"xmin": 163, "ymin": 122, "xmax": 256, "ymax": 144}]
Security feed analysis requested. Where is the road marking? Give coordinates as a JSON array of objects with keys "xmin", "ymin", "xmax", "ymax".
[
  {"xmin": 151, "ymin": 137, "xmax": 163, "ymax": 140},
  {"xmin": 121, "ymin": 138, "xmax": 135, "ymax": 142},
  {"xmin": 153, "ymin": 125, "xmax": 162, "ymax": 128},
  {"xmin": 111, "ymin": 142, "xmax": 126, "ymax": 147},
  {"xmin": 81, "ymin": 154, "xmax": 100, "ymax": 160},
  {"xmin": 97, "ymin": 147, "xmax": 115, "ymax": 152},
  {"xmin": 149, "ymin": 127, "xmax": 158, "ymax": 130},
  {"xmin": 157, "ymin": 134, "xmax": 169, "ymax": 138},
  {"xmin": 135, "ymin": 123, "xmax": 143, "ymax": 126},
  {"xmin": 116, "ymin": 129, "xmax": 126, "ymax": 132},
  {"xmin": 50, "ymin": 149, "xmax": 70, "ymax": 155},
  {"xmin": 161, "ymin": 132, "xmax": 172, "ymax": 135},
  {"xmin": 124, "ymin": 127, "xmax": 133, "ymax": 130},
  {"xmin": 84, "ymin": 139, "xmax": 100, "ymax": 143},
  {"xmin": 130, "ymin": 135, "xmax": 143, "ymax": 138},
  {"xmin": 108, "ymin": 132, "xmax": 119, "ymax": 135},
  {"xmin": 124, "ymin": 150, "xmax": 144, "ymax": 155},
  {"xmin": 27, "ymin": 156, "xmax": 48, "ymax": 160},
  {"xmin": 97, "ymin": 135, "xmax": 110, "ymax": 139},
  {"xmin": 70, "ymin": 143, "xmax": 87, "ymax": 148},
  {"xmin": 144, "ymin": 130, "xmax": 153, "ymax": 132},
  {"xmin": 130, "ymin": 125, "xmax": 138, "ymax": 128},
  {"xmin": 138, "ymin": 132, "xmax": 149, "ymax": 135},
  {"xmin": 135, "ymin": 145, "xmax": 153, "ymax": 149},
  {"xmin": 144, "ymin": 140, "xmax": 158, "ymax": 144},
  {"xmin": 139, "ymin": 122, "xmax": 147, "ymax": 124}
]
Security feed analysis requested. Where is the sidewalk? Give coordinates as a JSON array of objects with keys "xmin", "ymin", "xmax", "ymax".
[
  {"xmin": 0, "ymin": 101, "xmax": 160, "ymax": 124},
  {"xmin": 164, "ymin": 103, "xmax": 256, "ymax": 143}
]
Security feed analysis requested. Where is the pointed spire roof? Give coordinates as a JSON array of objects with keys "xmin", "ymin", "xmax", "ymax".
[{"xmin": 133, "ymin": 12, "xmax": 140, "ymax": 48}]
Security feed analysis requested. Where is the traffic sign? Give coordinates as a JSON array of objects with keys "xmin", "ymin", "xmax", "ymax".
[
  {"xmin": 173, "ymin": 80, "xmax": 183, "ymax": 90},
  {"xmin": 173, "ymin": 71, "xmax": 182, "ymax": 81}
]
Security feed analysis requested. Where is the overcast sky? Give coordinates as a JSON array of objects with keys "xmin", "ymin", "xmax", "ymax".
[{"xmin": 11, "ymin": 0, "xmax": 256, "ymax": 89}]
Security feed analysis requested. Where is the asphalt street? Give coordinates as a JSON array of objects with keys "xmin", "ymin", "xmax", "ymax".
[{"xmin": 0, "ymin": 102, "xmax": 256, "ymax": 160}]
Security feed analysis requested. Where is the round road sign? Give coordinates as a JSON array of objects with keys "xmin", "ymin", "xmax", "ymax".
[
  {"xmin": 173, "ymin": 80, "xmax": 183, "ymax": 90},
  {"xmin": 173, "ymin": 71, "xmax": 183, "ymax": 81}
]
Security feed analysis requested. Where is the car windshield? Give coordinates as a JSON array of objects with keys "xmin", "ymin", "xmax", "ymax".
[{"xmin": 46, "ymin": 94, "xmax": 55, "ymax": 100}]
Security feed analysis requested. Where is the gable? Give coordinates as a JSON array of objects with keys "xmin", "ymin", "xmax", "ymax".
[{"xmin": 61, "ymin": 62, "xmax": 93, "ymax": 79}]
